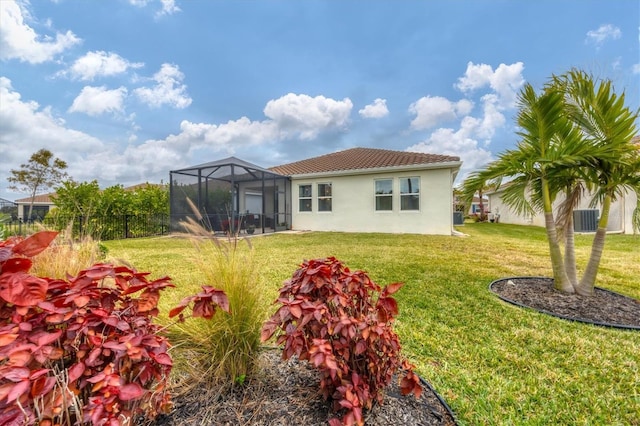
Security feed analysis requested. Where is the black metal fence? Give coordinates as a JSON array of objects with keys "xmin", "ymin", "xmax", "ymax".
[{"xmin": 2, "ymin": 214, "xmax": 170, "ymax": 241}]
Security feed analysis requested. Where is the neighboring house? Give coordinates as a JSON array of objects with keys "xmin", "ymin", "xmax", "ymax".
[
  {"xmin": 170, "ymin": 147, "xmax": 462, "ymax": 236},
  {"xmin": 14, "ymin": 193, "xmax": 56, "ymax": 221},
  {"xmin": 270, "ymin": 148, "xmax": 462, "ymax": 235},
  {"xmin": 486, "ymin": 136, "xmax": 639, "ymax": 234},
  {"xmin": 458, "ymin": 196, "xmax": 488, "ymax": 216},
  {"xmin": 486, "ymin": 186, "xmax": 638, "ymax": 234}
]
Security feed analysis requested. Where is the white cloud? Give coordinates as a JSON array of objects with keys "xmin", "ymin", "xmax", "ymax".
[
  {"xmin": 476, "ymin": 94, "xmax": 506, "ymax": 139},
  {"xmin": 455, "ymin": 62, "xmax": 524, "ymax": 108},
  {"xmin": 455, "ymin": 63, "xmax": 494, "ymax": 93},
  {"xmin": 158, "ymin": 0, "xmax": 180, "ymax": 16},
  {"xmin": 0, "ymin": 77, "xmax": 186, "ymax": 189},
  {"xmin": 158, "ymin": 118, "xmax": 278, "ymax": 154},
  {"xmin": 586, "ymin": 24, "xmax": 622, "ymax": 46},
  {"xmin": 130, "ymin": 93, "xmax": 352, "ymax": 164},
  {"xmin": 0, "ymin": 0, "xmax": 81, "ymax": 63},
  {"xmin": 134, "ymin": 63, "xmax": 192, "ymax": 109},
  {"xmin": 409, "ymin": 96, "xmax": 473, "ymax": 130},
  {"xmin": 632, "ymin": 63, "xmax": 640, "ymax": 74},
  {"xmin": 0, "ymin": 77, "xmax": 105, "ymax": 191},
  {"xmin": 405, "ymin": 62, "xmax": 527, "ymax": 179},
  {"xmin": 128, "ymin": 0, "xmax": 181, "ymax": 17},
  {"xmin": 358, "ymin": 98, "xmax": 389, "ymax": 119},
  {"xmin": 0, "ymin": 81, "xmax": 357, "ymax": 199},
  {"xmin": 406, "ymin": 124, "xmax": 493, "ymax": 181},
  {"xmin": 95, "ymin": 92, "xmax": 353, "ymax": 180},
  {"xmin": 264, "ymin": 93, "xmax": 353, "ymax": 139},
  {"xmin": 490, "ymin": 63, "xmax": 525, "ymax": 107},
  {"xmin": 67, "ymin": 51, "xmax": 144, "ymax": 81},
  {"xmin": 68, "ymin": 86, "xmax": 128, "ymax": 116}
]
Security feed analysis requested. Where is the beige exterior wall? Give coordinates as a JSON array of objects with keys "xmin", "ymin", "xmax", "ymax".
[
  {"xmin": 290, "ymin": 167, "xmax": 456, "ymax": 235},
  {"xmin": 17, "ymin": 202, "xmax": 56, "ymax": 221},
  {"xmin": 621, "ymin": 190, "xmax": 638, "ymax": 234}
]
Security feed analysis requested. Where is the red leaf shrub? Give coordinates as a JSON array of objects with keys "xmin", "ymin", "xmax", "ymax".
[
  {"xmin": 0, "ymin": 232, "xmax": 229, "ymax": 425},
  {"xmin": 261, "ymin": 257, "xmax": 422, "ymax": 426}
]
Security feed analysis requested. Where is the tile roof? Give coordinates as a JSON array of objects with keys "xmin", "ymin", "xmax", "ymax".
[
  {"xmin": 269, "ymin": 147, "xmax": 460, "ymax": 176},
  {"xmin": 14, "ymin": 193, "xmax": 56, "ymax": 204}
]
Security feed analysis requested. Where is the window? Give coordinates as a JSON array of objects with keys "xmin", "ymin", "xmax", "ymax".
[
  {"xmin": 299, "ymin": 184, "xmax": 312, "ymax": 212},
  {"xmin": 400, "ymin": 177, "xmax": 419, "ymax": 210},
  {"xmin": 375, "ymin": 179, "xmax": 393, "ymax": 211},
  {"xmin": 317, "ymin": 183, "xmax": 332, "ymax": 212}
]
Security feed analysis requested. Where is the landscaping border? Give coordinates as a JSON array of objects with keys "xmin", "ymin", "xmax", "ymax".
[
  {"xmin": 418, "ymin": 375, "xmax": 459, "ymax": 425},
  {"xmin": 489, "ymin": 277, "xmax": 640, "ymax": 331}
]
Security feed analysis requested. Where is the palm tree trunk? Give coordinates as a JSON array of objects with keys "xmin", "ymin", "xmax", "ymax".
[
  {"xmin": 576, "ymin": 195, "xmax": 611, "ymax": 295},
  {"xmin": 545, "ymin": 212, "xmax": 573, "ymax": 293},
  {"xmin": 542, "ymin": 180, "xmax": 573, "ymax": 293},
  {"xmin": 478, "ymin": 189, "xmax": 485, "ymax": 221},
  {"xmin": 564, "ymin": 213, "xmax": 578, "ymax": 289}
]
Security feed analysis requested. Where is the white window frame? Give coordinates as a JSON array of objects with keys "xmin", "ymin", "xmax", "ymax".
[
  {"xmin": 317, "ymin": 182, "xmax": 332, "ymax": 212},
  {"xmin": 400, "ymin": 176, "xmax": 420, "ymax": 211},
  {"xmin": 299, "ymin": 184, "xmax": 312, "ymax": 212},
  {"xmin": 374, "ymin": 178, "xmax": 393, "ymax": 212}
]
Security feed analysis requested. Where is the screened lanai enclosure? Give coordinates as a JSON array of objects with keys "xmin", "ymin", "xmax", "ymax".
[
  {"xmin": 170, "ymin": 157, "xmax": 291, "ymax": 234},
  {"xmin": 0, "ymin": 198, "xmax": 18, "ymax": 219}
]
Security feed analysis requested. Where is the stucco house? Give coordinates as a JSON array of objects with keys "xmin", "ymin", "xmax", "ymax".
[
  {"xmin": 271, "ymin": 148, "xmax": 462, "ymax": 235},
  {"xmin": 486, "ymin": 136, "xmax": 639, "ymax": 234},
  {"xmin": 170, "ymin": 147, "xmax": 462, "ymax": 235},
  {"xmin": 486, "ymin": 186, "xmax": 638, "ymax": 234},
  {"xmin": 14, "ymin": 193, "xmax": 56, "ymax": 221}
]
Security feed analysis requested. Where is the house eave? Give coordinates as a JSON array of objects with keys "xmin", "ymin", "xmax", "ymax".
[{"xmin": 287, "ymin": 161, "xmax": 463, "ymax": 179}]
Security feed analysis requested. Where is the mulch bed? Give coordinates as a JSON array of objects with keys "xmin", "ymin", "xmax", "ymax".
[
  {"xmin": 490, "ymin": 277, "xmax": 640, "ymax": 329},
  {"xmin": 151, "ymin": 277, "xmax": 640, "ymax": 425},
  {"xmin": 151, "ymin": 349, "xmax": 457, "ymax": 425}
]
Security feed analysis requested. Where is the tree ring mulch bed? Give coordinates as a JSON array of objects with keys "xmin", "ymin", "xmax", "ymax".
[
  {"xmin": 489, "ymin": 277, "xmax": 640, "ymax": 330},
  {"xmin": 151, "ymin": 349, "xmax": 457, "ymax": 425}
]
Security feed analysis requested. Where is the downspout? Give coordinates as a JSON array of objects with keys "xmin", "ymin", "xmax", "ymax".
[
  {"xmin": 261, "ymin": 173, "xmax": 265, "ymax": 234},
  {"xmin": 197, "ymin": 169, "xmax": 202, "ymax": 214},
  {"xmin": 450, "ymin": 169, "xmax": 456, "ymax": 236},
  {"xmin": 230, "ymin": 164, "xmax": 235, "ymax": 235},
  {"xmin": 621, "ymin": 193, "xmax": 626, "ymax": 234},
  {"xmin": 169, "ymin": 173, "xmax": 174, "ymax": 231}
]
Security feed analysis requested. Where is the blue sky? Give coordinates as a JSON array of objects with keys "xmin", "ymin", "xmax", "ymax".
[{"xmin": 1, "ymin": 0, "xmax": 638, "ymax": 201}]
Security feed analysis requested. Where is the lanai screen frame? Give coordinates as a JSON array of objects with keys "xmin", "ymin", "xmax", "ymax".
[
  {"xmin": 169, "ymin": 157, "xmax": 291, "ymax": 234},
  {"xmin": 0, "ymin": 198, "xmax": 18, "ymax": 220}
]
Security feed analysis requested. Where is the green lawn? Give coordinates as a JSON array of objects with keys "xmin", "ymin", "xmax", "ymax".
[{"xmin": 103, "ymin": 223, "xmax": 640, "ymax": 426}]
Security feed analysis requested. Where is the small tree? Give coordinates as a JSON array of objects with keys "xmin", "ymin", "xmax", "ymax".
[
  {"xmin": 7, "ymin": 149, "xmax": 68, "ymax": 219},
  {"xmin": 130, "ymin": 183, "xmax": 169, "ymax": 215},
  {"xmin": 462, "ymin": 69, "xmax": 638, "ymax": 295},
  {"xmin": 52, "ymin": 180, "xmax": 102, "ymax": 217}
]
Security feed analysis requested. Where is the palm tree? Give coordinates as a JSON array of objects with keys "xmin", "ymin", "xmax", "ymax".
[
  {"xmin": 463, "ymin": 82, "xmax": 578, "ymax": 292},
  {"xmin": 555, "ymin": 69, "xmax": 639, "ymax": 295},
  {"xmin": 462, "ymin": 69, "xmax": 638, "ymax": 295}
]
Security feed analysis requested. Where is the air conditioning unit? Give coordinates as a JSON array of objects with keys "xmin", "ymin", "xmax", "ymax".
[
  {"xmin": 453, "ymin": 211, "xmax": 464, "ymax": 225},
  {"xmin": 573, "ymin": 209, "xmax": 599, "ymax": 232}
]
